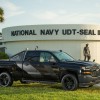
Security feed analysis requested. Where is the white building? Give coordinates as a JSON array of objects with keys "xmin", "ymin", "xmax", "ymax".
[{"xmin": 0, "ymin": 24, "xmax": 100, "ymax": 63}]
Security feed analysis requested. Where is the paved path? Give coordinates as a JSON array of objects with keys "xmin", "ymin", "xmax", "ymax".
[{"xmin": 94, "ymin": 84, "xmax": 100, "ymax": 87}]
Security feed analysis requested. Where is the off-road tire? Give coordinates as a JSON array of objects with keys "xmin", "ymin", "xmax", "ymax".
[
  {"xmin": 61, "ymin": 74, "xmax": 78, "ymax": 91},
  {"xmin": 0, "ymin": 72, "xmax": 13, "ymax": 87}
]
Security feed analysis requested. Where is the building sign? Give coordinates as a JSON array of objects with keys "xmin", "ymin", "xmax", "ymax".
[
  {"xmin": 2, "ymin": 24, "xmax": 100, "ymax": 42},
  {"xmin": 11, "ymin": 30, "xmax": 37, "ymax": 36},
  {"xmin": 11, "ymin": 29, "xmax": 99, "ymax": 36}
]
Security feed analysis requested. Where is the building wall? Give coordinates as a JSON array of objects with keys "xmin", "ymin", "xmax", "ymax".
[
  {"xmin": 4, "ymin": 40, "xmax": 100, "ymax": 63},
  {"xmin": 1, "ymin": 24, "xmax": 100, "ymax": 63}
]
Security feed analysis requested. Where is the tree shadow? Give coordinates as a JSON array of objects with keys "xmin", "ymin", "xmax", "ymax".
[{"xmin": 12, "ymin": 82, "xmax": 50, "ymax": 88}]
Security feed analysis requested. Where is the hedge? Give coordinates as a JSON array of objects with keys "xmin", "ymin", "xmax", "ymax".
[{"xmin": 0, "ymin": 52, "xmax": 9, "ymax": 59}]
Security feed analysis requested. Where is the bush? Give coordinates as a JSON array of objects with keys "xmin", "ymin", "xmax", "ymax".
[{"xmin": 0, "ymin": 52, "xmax": 9, "ymax": 59}]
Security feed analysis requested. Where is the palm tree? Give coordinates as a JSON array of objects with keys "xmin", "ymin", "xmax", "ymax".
[{"xmin": 0, "ymin": 7, "xmax": 4, "ymax": 22}]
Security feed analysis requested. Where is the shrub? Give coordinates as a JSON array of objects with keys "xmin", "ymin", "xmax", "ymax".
[{"xmin": 0, "ymin": 52, "xmax": 9, "ymax": 59}]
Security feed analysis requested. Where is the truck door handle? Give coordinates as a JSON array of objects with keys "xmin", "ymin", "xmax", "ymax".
[
  {"xmin": 52, "ymin": 66, "xmax": 58, "ymax": 68},
  {"xmin": 52, "ymin": 63, "xmax": 56, "ymax": 65}
]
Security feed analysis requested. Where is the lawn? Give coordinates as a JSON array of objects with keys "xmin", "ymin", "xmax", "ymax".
[{"xmin": 0, "ymin": 81, "xmax": 100, "ymax": 100}]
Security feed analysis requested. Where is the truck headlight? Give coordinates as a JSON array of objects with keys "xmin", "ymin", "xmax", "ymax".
[
  {"xmin": 81, "ymin": 66, "xmax": 86, "ymax": 70},
  {"xmin": 81, "ymin": 66, "xmax": 92, "ymax": 75}
]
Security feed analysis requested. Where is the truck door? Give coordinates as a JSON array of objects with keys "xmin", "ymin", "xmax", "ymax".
[
  {"xmin": 23, "ymin": 51, "xmax": 59, "ymax": 82},
  {"xmin": 22, "ymin": 51, "xmax": 43, "ymax": 80},
  {"xmin": 38, "ymin": 52, "xmax": 59, "ymax": 82}
]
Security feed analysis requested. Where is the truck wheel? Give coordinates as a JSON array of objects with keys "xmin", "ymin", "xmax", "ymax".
[
  {"xmin": 0, "ymin": 72, "xmax": 13, "ymax": 87},
  {"xmin": 61, "ymin": 74, "xmax": 78, "ymax": 91}
]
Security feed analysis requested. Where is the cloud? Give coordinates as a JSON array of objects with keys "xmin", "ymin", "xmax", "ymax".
[
  {"xmin": 31, "ymin": 10, "xmax": 100, "ymax": 24},
  {"xmin": 33, "ymin": 11, "xmax": 58, "ymax": 20},
  {"xmin": 55, "ymin": 13, "xmax": 100, "ymax": 24},
  {"xmin": 95, "ymin": 3, "xmax": 100, "ymax": 8},
  {"xmin": 0, "ymin": 0, "xmax": 25, "ymax": 18}
]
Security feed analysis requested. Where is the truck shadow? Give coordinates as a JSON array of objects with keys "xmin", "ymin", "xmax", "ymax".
[
  {"xmin": 0, "ymin": 82, "xmax": 100, "ymax": 95},
  {"xmin": 13, "ymin": 82, "xmax": 100, "ymax": 91}
]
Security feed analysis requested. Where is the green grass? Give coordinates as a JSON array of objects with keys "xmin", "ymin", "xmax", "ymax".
[{"xmin": 0, "ymin": 82, "xmax": 100, "ymax": 100}]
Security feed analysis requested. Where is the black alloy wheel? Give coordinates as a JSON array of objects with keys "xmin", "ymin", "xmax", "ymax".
[
  {"xmin": 61, "ymin": 74, "xmax": 78, "ymax": 91},
  {"xmin": 0, "ymin": 72, "xmax": 13, "ymax": 87}
]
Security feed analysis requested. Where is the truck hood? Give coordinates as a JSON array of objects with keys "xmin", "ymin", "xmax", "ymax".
[
  {"xmin": 60, "ymin": 60, "xmax": 100, "ymax": 68},
  {"xmin": 67, "ymin": 60, "xmax": 97, "ymax": 66}
]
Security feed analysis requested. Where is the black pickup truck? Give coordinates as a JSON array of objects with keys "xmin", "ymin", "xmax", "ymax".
[{"xmin": 0, "ymin": 50, "xmax": 100, "ymax": 90}]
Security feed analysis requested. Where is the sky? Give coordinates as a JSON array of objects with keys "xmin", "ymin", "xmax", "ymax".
[{"xmin": 0, "ymin": 0, "xmax": 100, "ymax": 32}]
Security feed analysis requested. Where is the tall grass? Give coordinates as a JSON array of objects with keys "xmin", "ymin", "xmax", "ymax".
[{"xmin": 0, "ymin": 81, "xmax": 100, "ymax": 100}]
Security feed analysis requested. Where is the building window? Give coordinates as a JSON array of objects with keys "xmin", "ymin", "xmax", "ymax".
[
  {"xmin": 0, "ymin": 47, "xmax": 5, "ymax": 52},
  {"xmin": 0, "ymin": 42, "xmax": 2, "ymax": 45}
]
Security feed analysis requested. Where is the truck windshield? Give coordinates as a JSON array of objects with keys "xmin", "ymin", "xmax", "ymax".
[{"xmin": 53, "ymin": 51, "xmax": 75, "ymax": 62}]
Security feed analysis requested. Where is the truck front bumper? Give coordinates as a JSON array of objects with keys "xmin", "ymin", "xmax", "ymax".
[{"xmin": 78, "ymin": 75, "xmax": 100, "ymax": 87}]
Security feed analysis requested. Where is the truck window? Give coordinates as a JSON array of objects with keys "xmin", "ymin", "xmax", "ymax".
[
  {"xmin": 10, "ymin": 51, "xmax": 25, "ymax": 61},
  {"xmin": 27, "ymin": 56, "xmax": 39, "ymax": 62},
  {"xmin": 24, "ymin": 51, "xmax": 40, "ymax": 62},
  {"xmin": 40, "ymin": 52, "xmax": 56, "ymax": 62}
]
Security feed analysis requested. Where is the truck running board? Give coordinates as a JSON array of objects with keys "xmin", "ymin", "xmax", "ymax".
[{"xmin": 21, "ymin": 80, "xmax": 57, "ymax": 84}]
